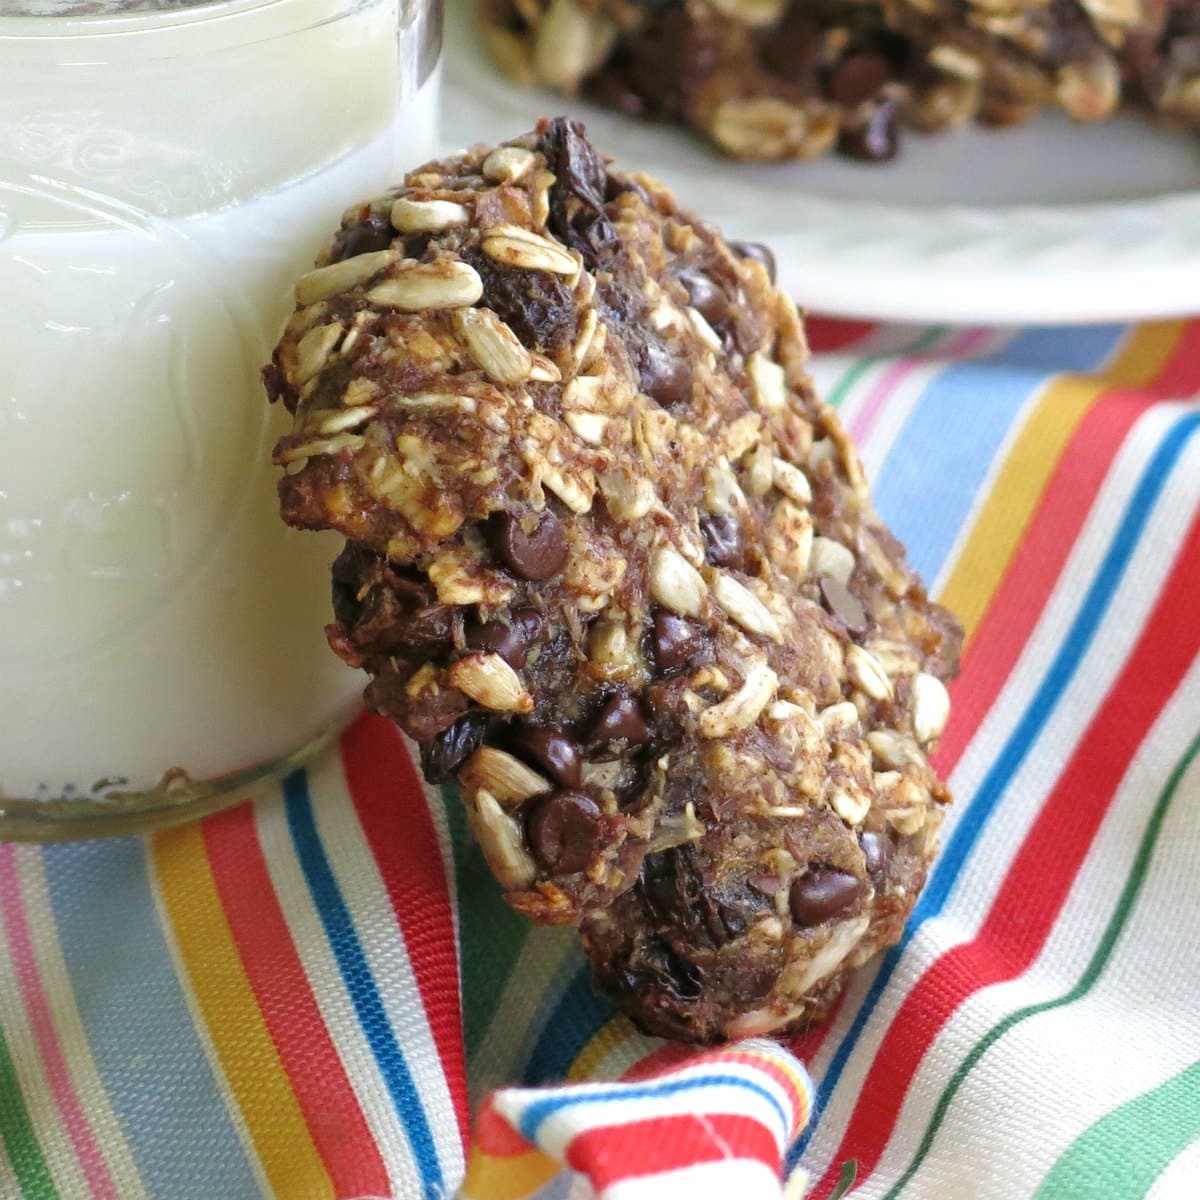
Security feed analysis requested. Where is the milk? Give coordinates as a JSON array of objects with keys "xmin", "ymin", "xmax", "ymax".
[{"xmin": 0, "ymin": 0, "xmax": 440, "ymax": 799}]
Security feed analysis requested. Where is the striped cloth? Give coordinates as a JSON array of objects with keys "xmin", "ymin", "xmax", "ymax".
[{"xmin": 1, "ymin": 317, "xmax": 1198, "ymax": 1200}]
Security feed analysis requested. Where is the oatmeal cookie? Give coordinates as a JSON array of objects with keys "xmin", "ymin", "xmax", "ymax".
[
  {"xmin": 478, "ymin": 1, "xmax": 1200, "ymax": 161},
  {"xmin": 266, "ymin": 118, "xmax": 961, "ymax": 1040}
]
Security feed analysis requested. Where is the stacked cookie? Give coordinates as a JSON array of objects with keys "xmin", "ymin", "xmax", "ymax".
[{"xmin": 479, "ymin": 0, "xmax": 1200, "ymax": 160}]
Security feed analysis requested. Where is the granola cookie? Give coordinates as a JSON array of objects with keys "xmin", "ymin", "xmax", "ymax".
[
  {"xmin": 481, "ymin": 0, "xmax": 924, "ymax": 161},
  {"xmin": 478, "ymin": 0, "xmax": 1200, "ymax": 162},
  {"xmin": 266, "ymin": 118, "xmax": 961, "ymax": 1041}
]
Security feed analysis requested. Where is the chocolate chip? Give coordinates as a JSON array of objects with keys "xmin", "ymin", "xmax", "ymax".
[
  {"xmin": 789, "ymin": 866, "xmax": 865, "ymax": 926},
  {"xmin": 860, "ymin": 830, "xmax": 892, "ymax": 882},
  {"xmin": 730, "ymin": 240, "xmax": 776, "ymax": 284},
  {"xmin": 419, "ymin": 713, "xmax": 489, "ymax": 783},
  {"xmin": 677, "ymin": 269, "xmax": 730, "ymax": 329},
  {"xmin": 638, "ymin": 338, "xmax": 692, "ymax": 407},
  {"xmin": 397, "ymin": 604, "xmax": 455, "ymax": 649},
  {"xmin": 587, "ymin": 690, "xmax": 651, "ymax": 753},
  {"xmin": 828, "ymin": 51, "xmax": 892, "ymax": 106},
  {"xmin": 651, "ymin": 610, "xmax": 707, "ymax": 671},
  {"xmin": 466, "ymin": 606, "xmax": 544, "ymax": 668},
  {"xmin": 819, "ymin": 575, "xmax": 867, "ymax": 634},
  {"xmin": 514, "ymin": 726, "xmax": 583, "ymax": 789},
  {"xmin": 839, "ymin": 99, "xmax": 899, "ymax": 163},
  {"xmin": 700, "ymin": 512, "xmax": 743, "ymax": 568},
  {"xmin": 490, "ymin": 509, "xmax": 568, "ymax": 580},
  {"xmin": 330, "ymin": 214, "xmax": 393, "ymax": 262},
  {"xmin": 527, "ymin": 790, "xmax": 603, "ymax": 873}
]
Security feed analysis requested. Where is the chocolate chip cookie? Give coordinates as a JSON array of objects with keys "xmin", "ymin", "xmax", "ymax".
[
  {"xmin": 266, "ymin": 118, "xmax": 962, "ymax": 1041},
  {"xmin": 479, "ymin": 0, "xmax": 1200, "ymax": 162}
]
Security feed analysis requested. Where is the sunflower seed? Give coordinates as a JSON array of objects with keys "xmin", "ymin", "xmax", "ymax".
[
  {"xmin": 685, "ymin": 306, "xmax": 722, "ymax": 353},
  {"xmin": 598, "ymin": 470, "xmax": 656, "ymax": 521},
  {"xmin": 911, "ymin": 672, "xmax": 951, "ymax": 744},
  {"xmin": 773, "ymin": 457, "xmax": 812, "ymax": 505},
  {"xmin": 705, "ymin": 463, "xmax": 748, "ymax": 515},
  {"xmin": 529, "ymin": 354, "xmax": 562, "ymax": 382},
  {"xmin": 809, "ymin": 536, "xmax": 855, "ymax": 584},
  {"xmin": 314, "ymin": 405, "xmax": 377, "ymax": 435},
  {"xmin": 650, "ymin": 546, "xmax": 707, "ymax": 616},
  {"xmin": 830, "ymin": 786, "xmax": 870, "ymax": 827},
  {"xmin": 748, "ymin": 351, "xmax": 788, "ymax": 411},
  {"xmin": 847, "ymin": 645, "xmax": 893, "ymax": 702},
  {"xmin": 711, "ymin": 573, "xmax": 783, "ymax": 641},
  {"xmin": 482, "ymin": 145, "xmax": 538, "ymax": 183},
  {"xmin": 867, "ymin": 729, "xmax": 922, "ymax": 770},
  {"xmin": 366, "ymin": 260, "xmax": 484, "ymax": 310},
  {"xmin": 468, "ymin": 788, "xmax": 538, "ymax": 890},
  {"xmin": 533, "ymin": 0, "xmax": 616, "ymax": 92},
  {"xmin": 482, "ymin": 223, "xmax": 578, "ymax": 275},
  {"xmin": 276, "ymin": 432, "xmax": 365, "ymax": 464},
  {"xmin": 707, "ymin": 0, "xmax": 786, "ymax": 26},
  {"xmin": 390, "ymin": 197, "xmax": 470, "ymax": 234},
  {"xmin": 448, "ymin": 653, "xmax": 533, "ymax": 712},
  {"xmin": 295, "ymin": 322, "xmax": 343, "ymax": 384},
  {"xmin": 295, "ymin": 249, "xmax": 399, "ymax": 304},
  {"xmin": 699, "ymin": 659, "xmax": 778, "ymax": 738},
  {"xmin": 818, "ymin": 701, "xmax": 860, "ymax": 735},
  {"xmin": 459, "ymin": 747, "xmax": 552, "ymax": 807},
  {"xmin": 453, "ymin": 307, "xmax": 532, "ymax": 383},
  {"xmin": 565, "ymin": 411, "xmax": 609, "ymax": 445},
  {"xmin": 744, "ymin": 442, "xmax": 775, "ymax": 496}
]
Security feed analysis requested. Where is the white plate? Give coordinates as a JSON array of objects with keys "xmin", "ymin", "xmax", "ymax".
[{"xmin": 442, "ymin": 5, "xmax": 1200, "ymax": 324}]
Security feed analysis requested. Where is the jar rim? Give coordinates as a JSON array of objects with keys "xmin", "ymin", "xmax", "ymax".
[{"xmin": 0, "ymin": 0, "xmax": 401, "ymax": 39}]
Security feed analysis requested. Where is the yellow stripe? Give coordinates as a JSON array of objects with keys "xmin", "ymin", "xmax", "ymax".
[
  {"xmin": 152, "ymin": 824, "xmax": 333, "ymax": 1200},
  {"xmin": 939, "ymin": 320, "xmax": 1186, "ymax": 644},
  {"xmin": 459, "ymin": 1148, "xmax": 560, "ymax": 1200},
  {"xmin": 568, "ymin": 1015, "xmax": 640, "ymax": 1082}
]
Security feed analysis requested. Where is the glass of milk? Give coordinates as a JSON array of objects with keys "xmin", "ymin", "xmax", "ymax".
[{"xmin": 0, "ymin": 0, "xmax": 442, "ymax": 835}]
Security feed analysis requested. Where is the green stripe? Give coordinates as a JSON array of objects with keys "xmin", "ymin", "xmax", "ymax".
[
  {"xmin": 885, "ymin": 725, "xmax": 1200, "ymax": 1199},
  {"xmin": 441, "ymin": 782, "xmax": 532, "ymax": 1061},
  {"xmin": 825, "ymin": 326, "xmax": 946, "ymax": 411},
  {"xmin": 1035, "ymin": 1061, "xmax": 1200, "ymax": 1198},
  {"xmin": 0, "ymin": 1025, "xmax": 58, "ymax": 1199}
]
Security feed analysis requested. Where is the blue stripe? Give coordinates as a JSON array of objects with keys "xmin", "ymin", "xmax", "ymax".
[
  {"xmin": 873, "ymin": 325, "xmax": 1125, "ymax": 582},
  {"xmin": 790, "ymin": 409, "xmax": 1200, "ymax": 1170},
  {"xmin": 517, "ymin": 1071, "xmax": 789, "ymax": 1144},
  {"xmin": 522, "ymin": 961, "xmax": 613, "ymax": 1088},
  {"xmin": 283, "ymin": 770, "xmax": 445, "ymax": 1198},
  {"xmin": 41, "ymin": 839, "xmax": 259, "ymax": 1200}
]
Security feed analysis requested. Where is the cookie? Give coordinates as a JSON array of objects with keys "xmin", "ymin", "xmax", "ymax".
[
  {"xmin": 481, "ymin": 0, "xmax": 922, "ymax": 161},
  {"xmin": 266, "ymin": 117, "xmax": 961, "ymax": 1040},
  {"xmin": 478, "ymin": 0, "xmax": 1200, "ymax": 162}
]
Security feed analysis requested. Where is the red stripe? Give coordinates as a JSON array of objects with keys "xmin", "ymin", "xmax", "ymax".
[
  {"xmin": 567, "ymin": 1112, "xmax": 779, "ymax": 1188},
  {"xmin": 936, "ymin": 327, "xmax": 1200, "ymax": 774},
  {"xmin": 795, "ymin": 326, "xmax": 1197, "ymax": 1079},
  {"xmin": 811, "ymin": 505, "xmax": 1200, "ymax": 1198},
  {"xmin": 805, "ymin": 317, "xmax": 879, "ymax": 354},
  {"xmin": 619, "ymin": 1042, "xmax": 695, "ymax": 1083},
  {"xmin": 803, "ymin": 325, "xmax": 1200, "ymax": 1190},
  {"xmin": 340, "ymin": 712, "xmax": 470, "ymax": 1148},
  {"xmin": 203, "ymin": 804, "xmax": 390, "ymax": 1198},
  {"xmin": 473, "ymin": 1097, "xmax": 533, "ymax": 1156}
]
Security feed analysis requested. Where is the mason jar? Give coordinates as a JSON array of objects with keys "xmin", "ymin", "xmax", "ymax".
[{"xmin": 0, "ymin": 0, "xmax": 442, "ymax": 836}]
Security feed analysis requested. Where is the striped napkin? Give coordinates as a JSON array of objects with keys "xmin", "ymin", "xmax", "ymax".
[{"xmin": 1, "ymin": 317, "xmax": 1198, "ymax": 1200}]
